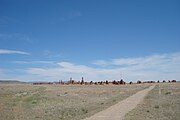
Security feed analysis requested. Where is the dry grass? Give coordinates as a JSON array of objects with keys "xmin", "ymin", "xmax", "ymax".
[
  {"xmin": 0, "ymin": 83, "xmax": 150, "ymax": 120},
  {"xmin": 125, "ymin": 83, "xmax": 180, "ymax": 120}
]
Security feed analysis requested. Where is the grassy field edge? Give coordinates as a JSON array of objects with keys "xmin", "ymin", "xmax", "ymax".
[{"xmin": 124, "ymin": 83, "xmax": 180, "ymax": 120}]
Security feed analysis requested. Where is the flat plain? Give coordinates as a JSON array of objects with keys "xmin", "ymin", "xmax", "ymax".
[
  {"xmin": 125, "ymin": 83, "xmax": 180, "ymax": 120},
  {"xmin": 0, "ymin": 83, "xmax": 150, "ymax": 120}
]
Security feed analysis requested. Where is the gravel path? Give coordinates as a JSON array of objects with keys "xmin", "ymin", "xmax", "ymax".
[{"xmin": 83, "ymin": 85, "xmax": 156, "ymax": 120}]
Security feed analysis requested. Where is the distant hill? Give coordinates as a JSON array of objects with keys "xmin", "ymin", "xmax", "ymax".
[{"xmin": 0, "ymin": 80, "xmax": 26, "ymax": 84}]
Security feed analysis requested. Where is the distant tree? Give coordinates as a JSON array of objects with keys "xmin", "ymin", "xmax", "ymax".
[
  {"xmin": 171, "ymin": 80, "xmax": 176, "ymax": 82},
  {"xmin": 113, "ymin": 80, "xmax": 116, "ymax": 85}
]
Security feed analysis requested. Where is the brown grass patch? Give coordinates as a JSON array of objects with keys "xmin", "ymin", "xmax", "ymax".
[
  {"xmin": 125, "ymin": 83, "xmax": 180, "ymax": 120},
  {"xmin": 0, "ymin": 84, "xmax": 150, "ymax": 120}
]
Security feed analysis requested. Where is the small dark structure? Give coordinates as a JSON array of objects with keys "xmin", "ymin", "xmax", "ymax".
[
  {"xmin": 137, "ymin": 80, "xmax": 142, "ymax": 84},
  {"xmin": 81, "ymin": 77, "xmax": 84, "ymax": 85},
  {"xmin": 106, "ymin": 80, "xmax": 109, "ymax": 85}
]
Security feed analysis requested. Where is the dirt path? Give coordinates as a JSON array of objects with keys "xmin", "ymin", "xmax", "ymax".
[{"xmin": 83, "ymin": 85, "xmax": 156, "ymax": 120}]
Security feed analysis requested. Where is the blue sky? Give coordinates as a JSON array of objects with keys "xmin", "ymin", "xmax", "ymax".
[{"xmin": 0, "ymin": 0, "xmax": 180, "ymax": 82}]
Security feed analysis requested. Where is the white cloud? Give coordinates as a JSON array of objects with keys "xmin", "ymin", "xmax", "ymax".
[
  {"xmin": 0, "ymin": 49, "xmax": 30, "ymax": 55},
  {"xmin": 23, "ymin": 52, "xmax": 180, "ymax": 82},
  {"xmin": 2, "ymin": 52, "xmax": 179, "ymax": 82},
  {"xmin": 112, "ymin": 58, "xmax": 143, "ymax": 65},
  {"xmin": 26, "ymin": 62, "xmax": 96, "ymax": 80},
  {"xmin": 43, "ymin": 50, "xmax": 63, "ymax": 59}
]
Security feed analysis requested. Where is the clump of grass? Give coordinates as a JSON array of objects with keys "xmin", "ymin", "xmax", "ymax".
[
  {"xmin": 24, "ymin": 96, "xmax": 34, "ymax": 102},
  {"xmin": 82, "ymin": 108, "xmax": 88, "ymax": 114},
  {"xmin": 165, "ymin": 91, "xmax": 171, "ymax": 95},
  {"xmin": 145, "ymin": 96, "xmax": 150, "ymax": 99},
  {"xmin": 24, "ymin": 94, "xmax": 41, "ymax": 106},
  {"xmin": 68, "ymin": 109, "xmax": 76, "ymax": 117},
  {"xmin": 101, "ymin": 102, "xmax": 104, "ymax": 105},
  {"xmin": 32, "ymin": 100, "xmax": 37, "ymax": 104},
  {"xmin": 154, "ymin": 105, "xmax": 159, "ymax": 109},
  {"xmin": 125, "ymin": 83, "xmax": 180, "ymax": 120}
]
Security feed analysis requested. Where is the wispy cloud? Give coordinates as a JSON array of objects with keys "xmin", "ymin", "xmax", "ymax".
[
  {"xmin": 112, "ymin": 58, "xmax": 143, "ymax": 65},
  {"xmin": 92, "ymin": 60, "xmax": 109, "ymax": 66},
  {"xmin": 24, "ymin": 52, "xmax": 180, "ymax": 82},
  {"xmin": 94, "ymin": 53, "xmax": 180, "ymax": 67},
  {"xmin": 0, "ymin": 69, "xmax": 7, "ymax": 79},
  {"xmin": 13, "ymin": 60, "xmax": 54, "ymax": 64},
  {"xmin": 0, "ymin": 16, "xmax": 15, "ymax": 27},
  {"xmin": 1, "ymin": 52, "xmax": 180, "ymax": 82},
  {"xmin": 0, "ymin": 33, "xmax": 35, "ymax": 44},
  {"xmin": 43, "ymin": 50, "xmax": 63, "ymax": 59},
  {"xmin": 67, "ymin": 11, "xmax": 82, "ymax": 19},
  {"xmin": 0, "ymin": 49, "xmax": 30, "ymax": 55},
  {"xmin": 59, "ymin": 10, "xmax": 82, "ymax": 22}
]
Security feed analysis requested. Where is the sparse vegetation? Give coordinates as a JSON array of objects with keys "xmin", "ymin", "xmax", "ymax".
[
  {"xmin": 0, "ymin": 83, "xmax": 150, "ymax": 120},
  {"xmin": 125, "ymin": 83, "xmax": 180, "ymax": 120}
]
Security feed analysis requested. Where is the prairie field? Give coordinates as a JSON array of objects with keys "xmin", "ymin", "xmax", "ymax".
[
  {"xmin": 0, "ymin": 83, "xmax": 150, "ymax": 120},
  {"xmin": 125, "ymin": 83, "xmax": 180, "ymax": 120}
]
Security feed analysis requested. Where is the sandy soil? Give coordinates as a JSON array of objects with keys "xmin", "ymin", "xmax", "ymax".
[{"xmin": 83, "ymin": 85, "xmax": 156, "ymax": 120}]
